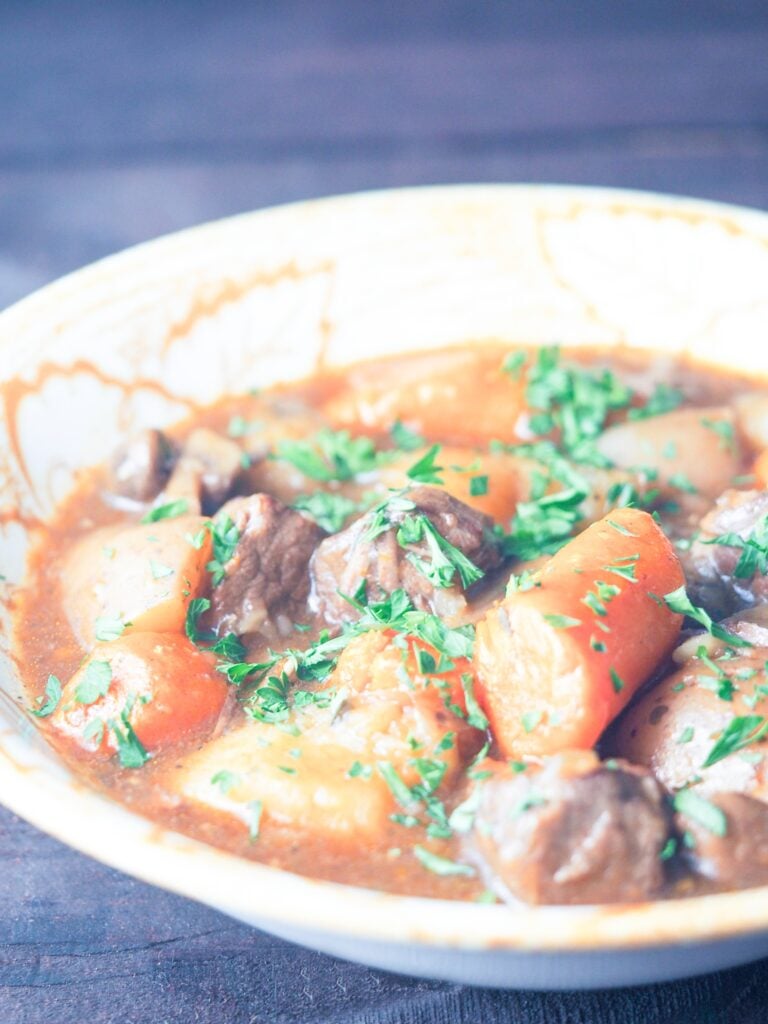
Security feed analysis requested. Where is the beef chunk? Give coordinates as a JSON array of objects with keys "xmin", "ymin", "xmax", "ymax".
[
  {"xmin": 677, "ymin": 792, "xmax": 768, "ymax": 890},
  {"xmin": 164, "ymin": 428, "xmax": 243, "ymax": 514},
  {"xmin": 209, "ymin": 494, "xmax": 325, "ymax": 639},
  {"xmin": 109, "ymin": 429, "xmax": 176, "ymax": 502},
  {"xmin": 684, "ymin": 489, "xmax": 768, "ymax": 617},
  {"xmin": 468, "ymin": 751, "xmax": 670, "ymax": 905},
  {"xmin": 309, "ymin": 486, "xmax": 503, "ymax": 626}
]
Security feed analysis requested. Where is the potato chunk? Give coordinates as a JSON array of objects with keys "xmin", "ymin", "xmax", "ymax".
[
  {"xmin": 173, "ymin": 631, "xmax": 482, "ymax": 845},
  {"xmin": 62, "ymin": 515, "xmax": 212, "ymax": 646}
]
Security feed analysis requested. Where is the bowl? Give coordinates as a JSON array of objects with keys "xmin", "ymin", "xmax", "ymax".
[{"xmin": 3, "ymin": 184, "xmax": 768, "ymax": 990}]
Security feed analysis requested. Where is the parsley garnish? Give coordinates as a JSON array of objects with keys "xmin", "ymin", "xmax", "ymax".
[
  {"xmin": 292, "ymin": 492, "xmax": 361, "ymax": 533},
  {"xmin": 469, "ymin": 475, "xmax": 489, "ymax": 497},
  {"xmin": 94, "ymin": 617, "xmax": 125, "ymax": 641},
  {"xmin": 702, "ymin": 715, "xmax": 768, "ymax": 768},
  {"xmin": 543, "ymin": 614, "xmax": 582, "ymax": 630},
  {"xmin": 406, "ymin": 445, "xmax": 444, "ymax": 485},
  {"xmin": 663, "ymin": 586, "xmax": 752, "ymax": 648},
  {"xmin": 74, "ymin": 660, "xmax": 113, "ymax": 705},
  {"xmin": 390, "ymin": 421, "xmax": 425, "ymax": 451},
  {"xmin": 705, "ymin": 513, "xmax": 768, "ymax": 580},
  {"xmin": 460, "ymin": 673, "xmax": 489, "ymax": 731},
  {"xmin": 109, "ymin": 710, "xmax": 149, "ymax": 768},
  {"xmin": 413, "ymin": 845, "xmax": 475, "ymax": 877},
  {"xmin": 141, "ymin": 498, "xmax": 189, "ymax": 524},
  {"xmin": 31, "ymin": 675, "xmax": 62, "ymax": 718},
  {"xmin": 627, "ymin": 383, "xmax": 684, "ymax": 421},
  {"xmin": 673, "ymin": 788, "xmax": 727, "ymax": 837},
  {"xmin": 274, "ymin": 429, "xmax": 382, "ymax": 482},
  {"xmin": 206, "ymin": 515, "xmax": 240, "ymax": 586},
  {"xmin": 185, "ymin": 597, "xmax": 212, "ymax": 642},
  {"xmin": 211, "ymin": 770, "xmax": 241, "ymax": 794}
]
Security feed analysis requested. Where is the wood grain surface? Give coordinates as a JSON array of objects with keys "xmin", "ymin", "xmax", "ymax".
[{"xmin": 2, "ymin": 2, "xmax": 768, "ymax": 1021}]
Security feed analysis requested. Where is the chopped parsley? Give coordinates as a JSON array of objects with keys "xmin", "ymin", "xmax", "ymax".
[
  {"xmin": 702, "ymin": 715, "xmax": 768, "ymax": 768},
  {"xmin": 141, "ymin": 498, "xmax": 189, "ymax": 523},
  {"xmin": 206, "ymin": 514, "xmax": 240, "ymax": 586},
  {"xmin": 31, "ymin": 675, "xmax": 62, "ymax": 718},
  {"xmin": 701, "ymin": 417, "xmax": 736, "ymax": 452},
  {"xmin": 413, "ymin": 845, "xmax": 475, "ymax": 877},
  {"xmin": 246, "ymin": 799, "xmax": 263, "ymax": 841},
  {"xmin": 460, "ymin": 673, "xmax": 489, "ymax": 731},
  {"xmin": 94, "ymin": 617, "xmax": 126, "ymax": 642},
  {"xmin": 274, "ymin": 429, "xmax": 382, "ymax": 482},
  {"xmin": 292, "ymin": 492, "xmax": 361, "ymax": 533},
  {"xmin": 406, "ymin": 445, "xmax": 444, "ymax": 485},
  {"xmin": 211, "ymin": 770, "xmax": 241, "ymax": 794},
  {"xmin": 663, "ymin": 586, "xmax": 752, "ymax": 648},
  {"xmin": 673, "ymin": 788, "xmax": 727, "ymax": 837},
  {"xmin": 185, "ymin": 597, "xmax": 212, "ymax": 642},
  {"xmin": 543, "ymin": 614, "xmax": 582, "ymax": 630},
  {"xmin": 390, "ymin": 421, "xmax": 425, "ymax": 451},
  {"xmin": 109, "ymin": 710, "xmax": 149, "ymax": 768},
  {"xmin": 74, "ymin": 660, "xmax": 113, "ymax": 705},
  {"xmin": 627, "ymin": 383, "xmax": 684, "ymax": 421},
  {"xmin": 521, "ymin": 710, "xmax": 543, "ymax": 734},
  {"xmin": 704, "ymin": 513, "xmax": 768, "ymax": 580},
  {"xmin": 149, "ymin": 560, "xmax": 174, "ymax": 580},
  {"xmin": 469, "ymin": 475, "xmax": 489, "ymax": 497}
]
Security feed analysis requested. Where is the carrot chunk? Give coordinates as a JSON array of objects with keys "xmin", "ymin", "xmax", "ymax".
[
  {"xmin": 50, "ymin": 633, "xmax": 228, "ymax": 760},
  {"xmin": 474, "ymin": 507, "xmax": 684, "ymax": 756}
]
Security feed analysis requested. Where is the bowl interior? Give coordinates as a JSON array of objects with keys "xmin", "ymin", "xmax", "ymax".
[{"xmin": 3, "ymin": 184, "xmax": 768, "ymax": 955}]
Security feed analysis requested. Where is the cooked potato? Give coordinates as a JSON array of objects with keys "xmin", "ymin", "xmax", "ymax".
[
  {"xmin": 611, "ymin": 648, "xmax": 768, "ymax": 799},
  {"xmin": 174, "ymin": 630, "xmax": 481, "ymax": 845},
  {"xmin": 596, "ymin": 406, "xmax": 741, "ymax": 505},
  {"xmin": 62, "ymin": 515, "xmax": 212, "ymax": 646}
]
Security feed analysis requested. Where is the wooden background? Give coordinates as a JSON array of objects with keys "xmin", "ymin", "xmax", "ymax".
[{"xmin": 2, "ymin": 2, "xmax": 768, "ymax": 1021}]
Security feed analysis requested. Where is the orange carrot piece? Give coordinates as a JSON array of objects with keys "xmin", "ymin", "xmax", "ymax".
[
  {"xmin": 474, "ymin": 507, "xmax": 684, "ymax": 757},
  {"xmin": 50, "ymin": 633, "xmax": 228, "ymax": 759},
  {"xmin": 323, "ymin": 346, "xmax": 531, "ymax": 446},
  {"xmin": 754, "ymin": 450, "xmax": 768, "ymax": 490}
]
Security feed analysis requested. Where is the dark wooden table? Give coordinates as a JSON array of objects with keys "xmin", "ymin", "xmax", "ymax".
[{"xmin": 3, "ymin": 3, "xmax": 768, "ymax": 1021}]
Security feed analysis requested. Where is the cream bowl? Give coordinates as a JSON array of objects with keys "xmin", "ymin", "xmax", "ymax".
[{"xmin": 3, "ymin": 185, "xmax": 768, "ymax": 990}]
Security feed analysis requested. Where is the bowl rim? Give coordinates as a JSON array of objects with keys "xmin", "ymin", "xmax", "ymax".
[{"xmin": 4, "ymin": 181, "xmax": 768, "ymax": 954}]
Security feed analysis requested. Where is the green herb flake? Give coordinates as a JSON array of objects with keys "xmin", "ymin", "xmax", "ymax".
[
  {"xmin": 677, "ymin": 726, "xmax": 695, "ymax": 745},
  {"xmin": 469, "ymin": 475, "xmax": 489, "ymax": 497},
  {"xmin": 701, "ymin": 417, "xmax": 736, "ymax": 452},
  {"xmin": 659, "ymin": 837, "xmax": 678, "ymax": 861},
  {"xmin": 673, "ymin": 788, "xmax": 727, "ymax": 837},
  {"xmin": 185, "ymin": 597, "xmax": 212, "ymax": 642},
  {"xmin": 74, "ymin": 660, "xmax": 113, "ymax": 705},
  {"xmin": 211, "ymin": 770, "xmax": 241, "ymax": 794},
  {"xmin": 94, "ymin": 617, "xmax": 125, "ymax": 642},
  {"xmin": 141, "ymin": 498, "xmax": 189, "ymax": 524},
  {"xmin": 292, "ymin": 492, "xmax": 360, "ymax": 533},
  {"xmin": 460, "ymin": 673, "xmax": 489, "ymax": 731},
  {"xmin": 413, "ymin": 845, "xmax": 475, "ymax": 877},
  {"xmin": 390, "ymin": 420, "xmax": 425, "ymax": 451},
  {"xmin": 609, "ymin": 667, "xmax": 625, "ymax": 693},
  {"xmin": 109, "ymin": 711, "xmax": 149, "ymax": 768},
  {"xmin": 543, "ymin": 613, "xmax": 582, "ymax": 630},
  {"xmin": 521, "ymin": 710, "xmax": 543, "ymax": 734},
  {"xmin": 502, "ymin": 351, "xmax": 527, "ymax": 379},
  {"xmin": 149, "ymin": 560, "xmax": 174, "ymax": 580},
  {"xmin": 702, "ymin": 715, "xmax": 768, "ymax": 768},
  {"xmin": 406, "ymin": 444, "xmax": 444, "ymax": 486},
  {"xmin": 663, "ymin": 586, "xmax": 752, "ymax": 648},
  {"xmin": 246, "ymin": 799, "xmax": 263, "ymax": 841},
  {"xmin": 347, "ymin": 760, "xmax": 372, "ymax": 780},
  {"xmin": 31, "ymin": 675, "xmax": 63, "ymax": 718}
]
